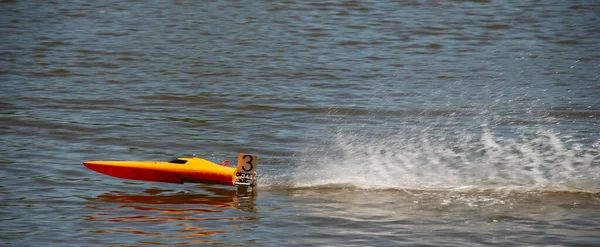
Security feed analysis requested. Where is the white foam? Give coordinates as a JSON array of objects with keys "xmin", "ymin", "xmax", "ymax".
[{"xmin": 283, "ymin": 127, "xmax": 599, "ymax": 193}]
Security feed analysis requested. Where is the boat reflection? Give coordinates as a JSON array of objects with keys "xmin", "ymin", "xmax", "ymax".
[{"xmin": 85, "ymin": 185, "xmax": 258, "ymax": 245}]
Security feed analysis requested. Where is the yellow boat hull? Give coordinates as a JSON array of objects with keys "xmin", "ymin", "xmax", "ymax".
[{"xmin": 83, "ymin": 157, "xmax": 237, "ymax": 186}]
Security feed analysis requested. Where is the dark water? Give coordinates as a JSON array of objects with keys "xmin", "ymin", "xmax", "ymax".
[{"xmin": 2, "ymin": 0, "xmax": 600, "ymax": 246}]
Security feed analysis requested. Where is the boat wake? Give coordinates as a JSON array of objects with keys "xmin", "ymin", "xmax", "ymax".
[{"xmin": 263, "ymin": 127, "xmax": 600, "ymax": 196}]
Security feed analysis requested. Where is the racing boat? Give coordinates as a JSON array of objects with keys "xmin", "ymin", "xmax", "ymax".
[{"xmin": 84, "ymin": 153, "xmax": 257, "ymax": 191}]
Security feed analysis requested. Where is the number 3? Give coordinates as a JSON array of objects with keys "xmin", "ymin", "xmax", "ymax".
[
  {"xmin": 242, "ymin": 155, "xmax": 253, "ymax": 172},
  {"xmin": 237, "ymin": 153, "xmax": 257, "ymax": 174}
]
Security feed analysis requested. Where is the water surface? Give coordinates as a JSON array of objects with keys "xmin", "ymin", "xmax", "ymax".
[{"xmin": 1, "ymin": 0, "xmax": 599, "ymax": 246}]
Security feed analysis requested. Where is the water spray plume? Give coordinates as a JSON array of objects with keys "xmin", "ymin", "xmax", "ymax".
[{"xmin": 276, "ymin": 127, "xmax": 599, "ymax": 193}]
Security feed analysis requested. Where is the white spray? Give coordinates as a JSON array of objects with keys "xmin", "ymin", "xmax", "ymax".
[{"xmin": 284, "ymin": 127, "xmax": 599, "ymax": 193}]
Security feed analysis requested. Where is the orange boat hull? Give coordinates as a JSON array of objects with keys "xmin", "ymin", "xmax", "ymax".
[{"xmin": 83, "ymin": 157, "xmax": 237, "ymax": 186}]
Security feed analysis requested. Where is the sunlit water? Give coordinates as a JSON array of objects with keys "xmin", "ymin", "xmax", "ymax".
[{"xmin": 2, "ymin": 0, "xmax": 599, "ymax": 246}]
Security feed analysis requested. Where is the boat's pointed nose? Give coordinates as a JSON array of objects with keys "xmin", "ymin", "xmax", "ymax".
[{"xmin": 83, "ymin": 161, "xmax": 103, "ymax": 169}]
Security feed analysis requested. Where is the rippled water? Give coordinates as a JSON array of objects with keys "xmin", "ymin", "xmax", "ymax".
[{"xmin": 2, "ymin": 0, "xmax": 600, "ymax": 246}]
